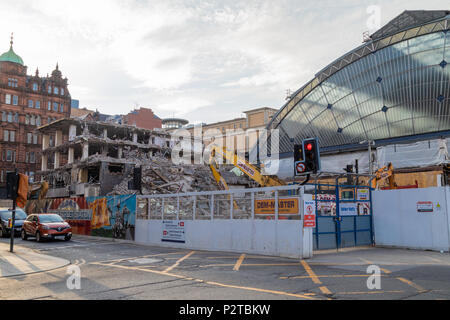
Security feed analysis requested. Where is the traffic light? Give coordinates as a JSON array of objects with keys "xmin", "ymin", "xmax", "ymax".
[
  {"xmin": 294, "ymin": 144, "xmax": 306, "ymax": 176},
  {"xmin": 294, "ymin": 138, "xmax": 321, "ymax": 176},
  {"xmin": 294, "ymin": 144, "xmax": 304, "ymax": 163},
  {"xmin": 303, "ymin": 138, "xmax": 321, "ymax": 174}
]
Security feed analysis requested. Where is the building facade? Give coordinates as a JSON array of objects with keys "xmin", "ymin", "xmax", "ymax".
[
  {"xmin": 186, "ymin": 107, "xmax": 278, "ymax": 154},
  {"xmin": 0, "ymin": 37, "xmax": 71, "ymax": 195},
  {"xmin": 123, "ymin": 107, "xmax": 162, "ymax": 130}
]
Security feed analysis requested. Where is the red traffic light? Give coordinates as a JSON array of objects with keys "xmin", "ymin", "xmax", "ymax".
[{"xmin": 306, "ymin": 143, "xmax": 313, "ymax": 151}]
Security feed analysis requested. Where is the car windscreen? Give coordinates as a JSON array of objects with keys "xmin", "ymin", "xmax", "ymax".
[
  {"xmin": 0, "ymin": 209, "xmax": 27, "ymax": 221},
  {"xmin": 38, "ymin": 215, "xmax": 64, "ymax": 223}
]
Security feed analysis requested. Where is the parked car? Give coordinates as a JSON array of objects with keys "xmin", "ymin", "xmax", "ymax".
[
  {"xmin": 22, "ymin": 214, "xmax": 72, "ymax": 242},
  {"xmin": 0, "ymin": 208, "xmax": 27, "ymax": 238}
]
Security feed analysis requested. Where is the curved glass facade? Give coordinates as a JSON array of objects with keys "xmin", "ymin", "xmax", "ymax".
[{"xmin": 271, "ymin": 17, "xmax": 450, "ymax": 154}]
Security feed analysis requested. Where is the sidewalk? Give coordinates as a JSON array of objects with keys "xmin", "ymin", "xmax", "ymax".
[{"xmin": 0, "ymin": 242, "xmax": 70, "ymax": 278}]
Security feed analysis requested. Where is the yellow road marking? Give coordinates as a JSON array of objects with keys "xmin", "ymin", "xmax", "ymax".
[
  {"xmin": 92, "ymin": 261, "xmax": 317, "ymax": 300},
  {"xmin": 233, "ymin": 254, "xmax": 246, "ymax": 271},
  {"xmin": 163, "ymin": 251, "xmax": 196, "ymax": 273},
  {"xmin": 309, "ymin": 262, "xmax": 450, "ymax": 266},
  {"xmin": 337, "ymin": 290, "xmax": 404, "ymax": 295},
  {"xmin": 359, "ymin": 258, "xmax": 392, "ymax": 274},
  {"xmin": 300, "ymin": 260, "xmax": 332, "ymax": 296},
  {"xmin": 319, "ymin": 286, "xmax": 332, "ymax": 295},
  {"xmin": 397, "ymin": 277, "xmax": 426, "ymax": 292},
  {"xmin": 200, "ymin": 263, "xmax": 301, "ymax": 268},
  {"xmin": 280, "ymin": 274, "xmax": 389, "ymax": 280},
  {"xmin": 300, "ymin": 260, "xmax": 321, "ymax": 284}
]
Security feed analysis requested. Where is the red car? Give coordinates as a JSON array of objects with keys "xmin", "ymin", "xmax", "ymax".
[{"xmin": 22, "ymin": 214, "xmax": 72, "ymax": 242}]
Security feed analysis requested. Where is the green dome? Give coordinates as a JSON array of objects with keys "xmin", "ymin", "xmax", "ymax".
[{"xmin": 0, "ymin": 46, "xmax": 24, "ymax": 65}]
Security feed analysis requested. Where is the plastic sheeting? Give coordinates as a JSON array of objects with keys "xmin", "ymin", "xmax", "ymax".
[
  {"xmin": 376, "ymin": 139, "xmax": 450, "ymax": 169},
  {"xmin": 263, "ymin": 151, "xmax": 371, "ymax": 179},
  {"xmin": 263, "ymin": 138, "xmax": 450, "ymax": 180}
]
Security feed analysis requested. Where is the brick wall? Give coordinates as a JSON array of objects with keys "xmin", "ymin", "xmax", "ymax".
[{"xmin": 124, "ymin": 108, "xmax": 162, "ymax": 130}]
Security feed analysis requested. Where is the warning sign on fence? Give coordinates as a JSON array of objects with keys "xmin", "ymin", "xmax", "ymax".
[
  {"xmin": 303, "ymin": 200, "xmax": 316, "ymax": 228},
  {"xmin": 417, "ymin": 201, "xmax": 434, "ymax": 213},
  {"xmin": 162, "ymin": 220, "xmax": 186, "ymax": 243}
]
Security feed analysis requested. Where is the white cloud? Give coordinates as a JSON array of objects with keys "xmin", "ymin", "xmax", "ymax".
[{"xmin": 0, "ymin": 0, "xmax": 448, "ymax": 123}]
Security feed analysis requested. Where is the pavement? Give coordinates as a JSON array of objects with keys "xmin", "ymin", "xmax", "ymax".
[
  {"xmin": 0, "ymin": 241, "xmax": 70, "ymax": 278},
  {"xmin": 0, "ymin": 235, "xmax": 449, "ymax": 300}
]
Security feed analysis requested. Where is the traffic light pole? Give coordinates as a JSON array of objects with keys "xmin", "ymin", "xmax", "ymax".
[
  {"xmin": 10, "ymin": 195, "xmax": 16, "ymax": 253},
  {"xmin": 10, "ymin": 169, "xmax": 18, "ymax": 253}
]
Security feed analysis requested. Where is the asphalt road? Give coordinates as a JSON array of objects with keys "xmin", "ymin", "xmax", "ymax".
[{"xmin": 0, "ymin": 235, "xmax": 449, "ymax": 300}]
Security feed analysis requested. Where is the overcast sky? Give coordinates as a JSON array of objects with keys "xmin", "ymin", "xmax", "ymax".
[{"xmin": 0, "ymin": 0, "xmax": 448, "ymax": 124}]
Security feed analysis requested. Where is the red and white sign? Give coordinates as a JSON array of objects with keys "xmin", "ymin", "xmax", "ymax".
[
  {"xmin": 295, "ymin": 162, "xmax": 306, "ymax": 175},
  {"xmin": 303, "ymin": 200, "xmax": 316, "ymax": 228},
  {"xmin": 417, "ymin": 201, "xmax": 433, "ymax": 213}
]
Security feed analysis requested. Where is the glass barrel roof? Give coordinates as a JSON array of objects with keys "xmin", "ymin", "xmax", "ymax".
[{"xmin": 267, "ymin": 17, "xmax": 450, "ymax": 156}]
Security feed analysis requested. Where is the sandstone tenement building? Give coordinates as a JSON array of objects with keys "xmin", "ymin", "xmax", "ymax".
[{"xmin": 0, "ymin": 36, "xmax": 71, "ymax": 196}]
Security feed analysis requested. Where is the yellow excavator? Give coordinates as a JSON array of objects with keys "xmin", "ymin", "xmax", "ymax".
[
  {"xmin": 208, "ymin": 145, "xmax": 286, "ymax": 190},
  {"xmin": 371, "ymin": 163, "xmax": 395, "ymax": 189}
]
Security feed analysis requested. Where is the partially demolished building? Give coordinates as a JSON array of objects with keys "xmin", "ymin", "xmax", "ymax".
[
  {"xmin": 37, "ymin": 118, "xmax": 174, "ymax": 198},
  {"xmin": 36, "ymin": 118, "xmax": 254, "ymax": 199}
]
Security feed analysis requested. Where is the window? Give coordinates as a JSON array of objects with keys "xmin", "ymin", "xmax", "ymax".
[
  {"xmin": 5, "ymin": 94, "xmax": 11, "ymax": 105},
  {"xmin": 48, "ymin": 86, "xmax": 52, "ymax": 94},
  {"xmin": 53, "ymin": 102, "xmax": 58, "ymax": 111},
  {"xmin": 27, "ymin": 133, "xmax": 32, "ymax": 144},
  {"xmin": 30, "ymin": 152, "xmax": 35, "ymax": 164},
  {"xmin": 49, "ymin": 135, "xmax": 54, "ymax": 147},
  {"xmin": 14, "ymin": 113, "xmax": 18, "ymax": 123},
  {"xmin": 4, "ymin": 130, "xmax": 9, "ymax": 142},
  {"xmin": 2, "ymin": 111, "xmax": 6, "ymax": 122},
  {"xmin": 10, "ymin": 131, "xmax": 15, "ymax": 142},
  {"xmin": 28, "ymin": 100, "xmax": 34, "ymax": 108},
  {"xmin": 48, "ymin": 101, "xmax": 51, "ymax": 111},
  {"xmin": 7, "ymin": 112, "xmax": 12, "ymax": 123},
  {"xmin": 35, "ymin": 101, "xmax": 40, "ymax": 109},
  {"xmin": 6, "ymin": 150, "xmax": 12, "ymax": 162},
  {"xmin": 54, "ymin": 87, "xmax": 59, "ymax": 95},
  {"xmin": 36, "ymin": 116, "xmax": 41, "ymax": 126},
  {"xmin": 30, "ymin": 115, "xmax": 36, "ymax": 126},
  {"xmin": 12, "ymin": 95, "xmax": 18, "ymax": 105},
  {"xmin": 61, "ymin": 88, "xmax": 64, "ymax": 95},
  {"xmin": 32, "ymin": 83, "xmax": 38, "ymax": 91},
  {"xmin": 47, "ymin": 117, "xmax": 51, "ymax": 124},
  {"xmin": 33, "ymin": 134, "xmax": 38, "ymax": 144},
  {"xmin": 25, "ymin": 114, "xmax": 30, "ymax": 125},
  {"xmin": 60, "ymin": 103, "xmax": 64, "ymax": 112}
]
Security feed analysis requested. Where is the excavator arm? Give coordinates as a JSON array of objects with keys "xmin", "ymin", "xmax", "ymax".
[{"xmin": 209, "ymin": 145, "xmax": 285, "ymax": 188}]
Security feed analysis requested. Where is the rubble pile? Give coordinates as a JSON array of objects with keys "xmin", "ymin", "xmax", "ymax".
[{"xmin": 108, "ymin": 154, "xmax": 253, "ymax": 195}]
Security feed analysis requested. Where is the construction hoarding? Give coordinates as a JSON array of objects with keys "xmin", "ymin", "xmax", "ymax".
[{"xmin": 25, "ymin": 195, "xmax": 136, "ymax": 240}]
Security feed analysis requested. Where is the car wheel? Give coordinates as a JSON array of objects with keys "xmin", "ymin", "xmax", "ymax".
[
  {"xmin": 36, "ymin": 232, "xmax": 42, "ymax": 242},
  {"xmin": 21, "ymin": 229, "xmax": 28, "ymax": 241},
  {"xmin": 64, "ymin": 234, "xmax": 72, "ymax": 241}
]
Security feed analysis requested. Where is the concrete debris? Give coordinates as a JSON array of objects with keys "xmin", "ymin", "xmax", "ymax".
[{"xmin": 108, "ymin": 154, "xmax": 253, "ymax": 196}]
